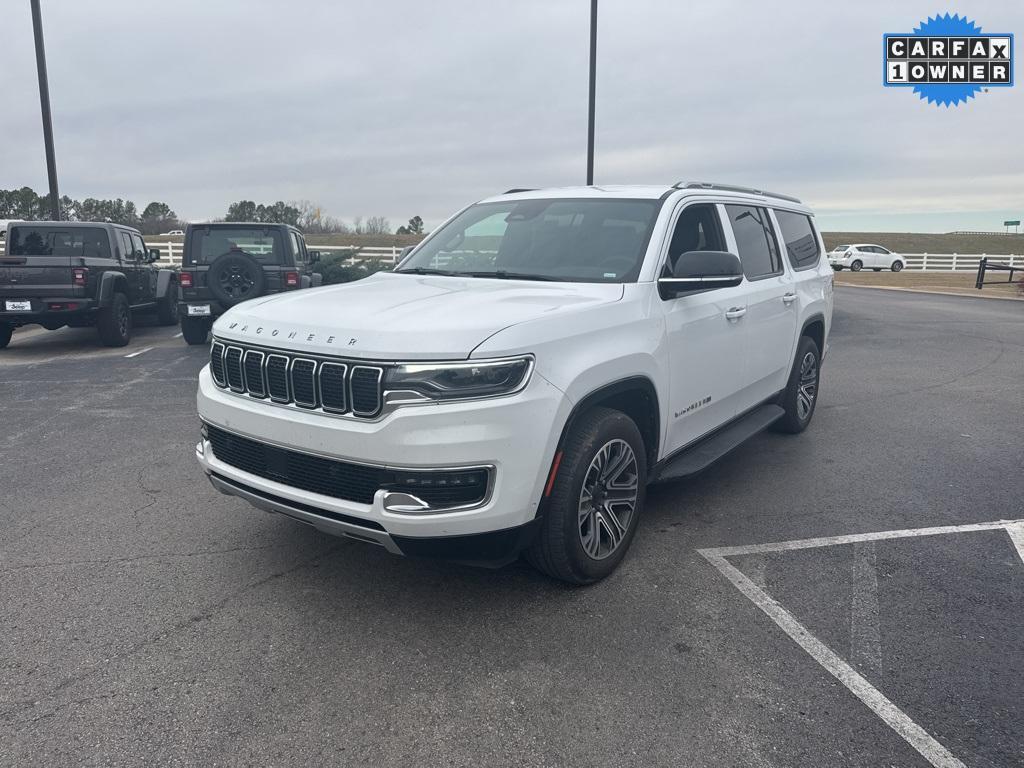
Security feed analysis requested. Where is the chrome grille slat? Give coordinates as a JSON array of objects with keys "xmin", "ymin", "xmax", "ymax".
[
  {"xmin": 224, "ymin": 347, "xmax": 245, "ymax": 392},
  {"xmin": 210, "ymin": 342, "xmax": 226, "ymax": 387},
  {"xmin": 319, "ymin": 362, "xmax": 348, "ymax": 412},
  {"xmin": 210, "ymin": 340, "xmax": 383, "ymax": 419},
  {"xmin": 350, "ymin": 366, "xmax": 384, "ymax": 417},
  {"xmin": 266, "ymin": 355, "xmax": 290, "ymax": 402},
  {"xmin": 291, "ymin": 358, "xmax": 318, "ymax": 408},
  {"xmin": 243, "ymin": 350, "xmax": 266, "ymax": 398}
]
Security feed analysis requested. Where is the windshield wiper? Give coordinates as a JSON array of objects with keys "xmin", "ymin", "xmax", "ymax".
[
  {"xmin": 463, "ymin": 270, "xmax": 557, "ymax": 281},
  {"xmin": 394, "ymin": 266, "xmax": 460, "ymax": 276}
]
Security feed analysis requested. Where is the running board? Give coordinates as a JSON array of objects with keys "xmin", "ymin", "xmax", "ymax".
[{"xmin": 652, "ymin": 404, "xmax": 785, "ymax": 483}]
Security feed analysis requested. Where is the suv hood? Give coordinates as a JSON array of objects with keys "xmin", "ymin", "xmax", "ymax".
[{"xmin": 212, "ymin": 272, "xmax": 624, "ymax": 360}]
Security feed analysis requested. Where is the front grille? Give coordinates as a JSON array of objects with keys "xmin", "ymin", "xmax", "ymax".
[
  {"xmin": 205, "ymin": 424, "xmax": 489, "ymax": 509},
  {"xmin": 210, "ymin": 341, "xmax": 383, "ymax": 419}
]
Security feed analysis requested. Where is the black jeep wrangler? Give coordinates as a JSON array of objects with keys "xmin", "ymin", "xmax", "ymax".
[
  {"xmin": 177, "ymin": 222, "xmax": 322, "ymax": 345},
  {"xmin": 0, "ymin": 221, "xmax": 178, "ymax": 348}
]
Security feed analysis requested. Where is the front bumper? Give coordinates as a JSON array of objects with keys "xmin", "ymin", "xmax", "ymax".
[{"xmin": 195, "ymin": 363, "xmax": 570, "ymax": 549}]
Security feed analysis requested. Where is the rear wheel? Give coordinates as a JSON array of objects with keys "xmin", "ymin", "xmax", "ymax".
[
  {"xmin": 526, "ymin": 407, "xmax": 646, "ymax": 585},
  {"xmin": 156, "ymin": 286, "xmax": 178, "ymax": 325},
  {"xmin": 0, "ymin": 323, "xmax": 12, "ymax": 349},
  {"xmin": 97, "ymin": 293, "xmax": 131, "ymax": 347},
  {"xmin": 891, "ymin": 261, "xmax": 904, "ymax": 272},
  {"xmin": 850, "ymin": 260, "xmax": 863, "ymax": 272},
  {"xmin": 773, "ymin": 336, "xmax": 820, "ymax": 434},
  {"xmin": 181, "ymin": 316, "xmax": 210, "ymax": 345}
]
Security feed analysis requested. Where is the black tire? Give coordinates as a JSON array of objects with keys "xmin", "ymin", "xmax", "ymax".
[
  {"xmin": 156, "ymin": 285, "xmax": 179, "ymax": 325},
  {"xmin": 891, "ymin": 261, "xmax": 904, "ymax": 272},
  {"xmin": 0, "ymin": 323, "xmax": 12, "ymax": 349},
  {"xmin": 97, "ymin": 293, "xmax": 131, "ymax": 347},
  {"xmin": 526, "ymin": 407, "xmax": 647, "ymax": 585},
  {"xmin": 850, "ymin": 260, "xmax": 863, "ymax": 272},
  {"xmin": 180, "ymin": 316, "xmax": 210, "ymax": 345},
  {"xmin": 773, "ymin": 336, "xmax": 820, "ymax": 434},
  {"xmin": 832, "ymin": 266, "xmax": 843, "ymax": 271},
  {"xmin": 206, "ymin": 252, "xmax": 265, "ymax": 307}
]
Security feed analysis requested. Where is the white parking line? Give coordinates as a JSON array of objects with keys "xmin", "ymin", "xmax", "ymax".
[
  {"xmin": 699, "ymin": 519, "xmax": 1024, "ymax": 768},
  {"xmin": 124, "ymin": 347, "xmax": 153, "ymax": 358},
  {"xmin": 174, "ymin": 332, "xmax": 183, "ymax": 338}
]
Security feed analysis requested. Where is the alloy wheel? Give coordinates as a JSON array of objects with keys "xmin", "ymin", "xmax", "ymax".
[
  {"xmin": 578, "ymin": 438, "xmax": 639, "ymax": 560},
  {"xmin": 797, "ymin": 351, "xmax": 818, "ymax": 420}
]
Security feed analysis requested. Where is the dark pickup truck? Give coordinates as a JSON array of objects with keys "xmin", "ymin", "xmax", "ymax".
[
  {"xmin": 177, "ymin": 222, "xmax": 322, "ymax": 344},
  {"xmin": 0, "ymin": 221, "xmax": 178, "ymax": 348}
]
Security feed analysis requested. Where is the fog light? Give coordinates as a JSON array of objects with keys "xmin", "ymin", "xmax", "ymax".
[{"xmin": 382, "ymin": 468, "xmax": 491, "ymax": 511}]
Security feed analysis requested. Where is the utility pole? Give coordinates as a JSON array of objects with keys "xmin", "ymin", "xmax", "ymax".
[
  {"xmin": 586, "ymin": 0, "xmax": 597, "ymax": 185},
  {"xmin": 30, "ymin": 0, "xmax": 61, "ymax": 220}
]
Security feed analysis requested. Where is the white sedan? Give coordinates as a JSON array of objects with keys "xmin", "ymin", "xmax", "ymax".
[{"xmin": 829, "ymin": 244, "xmax": 905, "ymax": 272}]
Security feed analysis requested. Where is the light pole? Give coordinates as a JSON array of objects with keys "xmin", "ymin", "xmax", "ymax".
[
  {"xmin": 586, "ymin": 0, "xmax": 597, "ymax": 185},
  {"xmin": 30, "ymin": 0, "xmax": 61, "ymax": 220}
]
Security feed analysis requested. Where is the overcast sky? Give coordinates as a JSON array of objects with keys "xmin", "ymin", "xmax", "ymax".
[{"xmin": 2, "ymin": 0, "xmax": 1021, "ymax": 232}]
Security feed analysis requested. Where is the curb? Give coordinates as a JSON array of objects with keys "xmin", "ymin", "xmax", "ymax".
[{"xmin": 835, "ymin": 284, "xmax": 1024, "ymax": 302}]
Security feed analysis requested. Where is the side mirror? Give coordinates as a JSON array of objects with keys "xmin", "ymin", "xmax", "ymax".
[
  {"xmin": 658, "ymin": 250, "xmax": 743, "ymax": 299},
  {"xmin": 308, "ymin": 250, "xmax": 321, "ymax": 263},
  {"xmin": 398, "ymin": 245, "xmax": 414, "ymax": 265},
  {"xmin": 147, "ymin": 248, "xmax": 161, "ymax": 263}
]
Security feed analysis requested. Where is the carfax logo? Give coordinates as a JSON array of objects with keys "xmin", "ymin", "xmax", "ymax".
[{"xmin": 884, "ymin": 13, "xmax": 1013, "ymax": 106}]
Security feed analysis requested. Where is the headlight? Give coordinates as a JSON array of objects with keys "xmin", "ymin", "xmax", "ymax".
[{"xmin": 384, "ymin": 356, "xmax": 533, "ymax": 402}]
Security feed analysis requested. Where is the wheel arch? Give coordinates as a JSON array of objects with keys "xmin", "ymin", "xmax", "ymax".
[
  {"xmin": 556, "ymin": 376, "xmax": 661, "ymax": 471},
  {"xmin": 97, "ymin": 271, "xmax": 129, "ymax": 306},
  {"xmin": 155, "ymin": 269, "xmax": 177, "ymax": 299},
  {"xmin": 800, "ymin": 313, "xmax": 826, "ymax": 357}
]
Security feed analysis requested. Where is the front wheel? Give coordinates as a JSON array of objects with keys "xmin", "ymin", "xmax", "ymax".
[
  {"xmin": 0, "ymin": 323, "xmax": 12, "ymax": 349},
  {"xmin": 850, "ymin": 260, "xmax": 863, "ymax": 272},
  {"xmin": 773, "ymin": 336, "xmax": 820, "ymax": 434},
  {"xmin": 891, "ymin": 261, "xmax": 904, "ymax": 272},
  {"xmin": 526, "ymin": 407, "xmax": 646, "ymax": 585},
  {"xmin": 180, "ymin": 316, "xmax": 210, "ymax": 345}
]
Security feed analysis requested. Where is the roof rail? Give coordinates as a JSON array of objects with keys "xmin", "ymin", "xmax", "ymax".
[
  {"xmin": 672, "ymin": 181, "xmax": 802, "ymax": 204},
  {"xmin": 503, "ymin": 188, "xmax": 536, "ymax": 194}
]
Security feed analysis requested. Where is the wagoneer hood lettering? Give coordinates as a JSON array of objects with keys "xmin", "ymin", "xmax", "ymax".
[{"xmin": 213, "ymin": 272, "xmax": 624, "ymax": 359}]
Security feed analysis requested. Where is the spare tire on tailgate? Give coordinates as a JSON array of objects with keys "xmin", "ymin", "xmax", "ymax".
[{"xmin": 206, "ymin": 251, "xmax": 265, "ymax": 307}]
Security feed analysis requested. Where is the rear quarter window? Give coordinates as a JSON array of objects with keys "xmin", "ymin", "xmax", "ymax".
[
  {"xmin": 8, "ymin": 226, "xmax": 111, "ymax": 259},
  {"xmin": 774, "ymin": 210, "xmax": 822, "ymax": 270}
]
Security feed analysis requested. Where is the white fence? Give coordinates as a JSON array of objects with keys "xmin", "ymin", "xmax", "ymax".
[
  {"xmin": 149, "ymin": 242, "xmax": 404, "ymax": 268},
  {"xmin": 146, "ymin": 241, "xmax": 1022, "ymax": 272}
]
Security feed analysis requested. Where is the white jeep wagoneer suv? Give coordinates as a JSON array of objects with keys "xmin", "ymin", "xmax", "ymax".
[{"xmin": 195, "ymin": 182, "xmax": 833, "ymax": 584}]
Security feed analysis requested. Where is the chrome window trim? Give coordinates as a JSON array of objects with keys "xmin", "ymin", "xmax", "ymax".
[
  {"xmin": 350, "ymin": 365, "xmax": 384, "ymax": 418},
  {"xmin": 290, "ymin": 357, "xmax": 319, "ymax": 409},
  {"xmin": 265, "ymin": 354, "xmax": 291, "ymax": 403},
  {"xmin": 319, "ymin": 362, "xmax": 349, "ymax": 413},
  {"xmin": 243, "ymin": 349, "xmax": 266, "ymax": 398}
]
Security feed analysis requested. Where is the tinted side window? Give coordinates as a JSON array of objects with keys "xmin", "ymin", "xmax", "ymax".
[
  {"xmin": 119, "ymin": 232, "xmax": 134, "ymax": 261},
  {"xmin": 774, "ymin": 210, "xmax": 821, "ymax": 270},
  {"xmin": 666, "ymin": 203, "xmax": 726, "ymax": 272},
  {"xmin": 725, "ymin": 205, "xmax": 780, "ymax": 279},
  {"xmin": 290, "ymin": 232, "xmax": 305, "ymax": 264},
  {"xmin": 130, "ymin": 233, "xmax": 147, "ymax": 260}
]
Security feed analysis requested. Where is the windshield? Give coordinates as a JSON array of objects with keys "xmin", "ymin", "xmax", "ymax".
[
  {"xmin": 8, "ymin": 226, "xmax": 111, "ymax": 259},
  {"xmin": 398, "ymin": 198, "xmax": 661, "ymax": 282},
  {"xmin": 833, "ymin": 245, "xmax": 849, "ymax": 251},
  {"xmin": 187, "ymin": 227, "xmax": 284, "ymax": 265}
]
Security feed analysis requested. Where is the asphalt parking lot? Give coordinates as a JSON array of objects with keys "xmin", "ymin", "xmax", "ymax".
[{"xmin": 1, "ymin": 287, "xmax": 1021, "ymax": 767}]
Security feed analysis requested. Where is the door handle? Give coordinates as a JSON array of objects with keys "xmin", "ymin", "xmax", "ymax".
[
  {"xmin": 782, "ymin": 292, "xmax": 797, "ymax": 305},
  {"xmin": 725, "ymin": 306, "xmax": 747, "ymax": 320}
]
